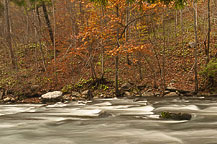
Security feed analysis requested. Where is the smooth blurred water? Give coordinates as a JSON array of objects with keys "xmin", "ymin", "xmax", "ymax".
[{"xmin": 1, "ymin": 96, "xmax": 217, "ymax": 144}]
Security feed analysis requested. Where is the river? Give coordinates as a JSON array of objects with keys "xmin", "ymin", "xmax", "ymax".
[{"xmin": 0, "ymin": 96, "xmax": 217, "ymax": 144}]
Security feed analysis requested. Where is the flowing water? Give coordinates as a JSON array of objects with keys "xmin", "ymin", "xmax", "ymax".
[{"xmin": 0, "ymin": 96, "xmax": 217, "ymax": 144}]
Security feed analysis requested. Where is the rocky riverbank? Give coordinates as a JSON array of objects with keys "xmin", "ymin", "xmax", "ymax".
[{"xmin": 0, "ymin": 82, "xmax": 216, "ymax": 104}]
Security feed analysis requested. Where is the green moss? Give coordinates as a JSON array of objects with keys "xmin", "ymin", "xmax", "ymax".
[
  {"xmin": 199, "ymin": 59, "xmax": 217, "ymax": 89},
  {"xmin": 160, "ymin": 112, "xmax": 171, "ymax": 119},
  {"xmin": 62, "ymin": 84, "xmax": 73, "ymax": 93},
  {"xmin": 97, "ymin": 61, "xmax": 101, "ymax": 66},
  {"xmin": 200, "ymin": 59, "xmax": 217, "ymax": 78},
  {"xmin": 74, "ymin": 78, "xmax": 93, "ymax": 88},
  {"xmin": 99, "ymin": 84, "xmax": 109, "ymax": 90},
  {"xmin": 160, "ymin": 112, "xmax": 192, "ymax": 120}
]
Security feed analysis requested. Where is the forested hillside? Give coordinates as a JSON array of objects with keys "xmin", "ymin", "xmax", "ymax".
[{"xmin": 0, "ymin": 0, "xmax": 216, "ymax": 103}]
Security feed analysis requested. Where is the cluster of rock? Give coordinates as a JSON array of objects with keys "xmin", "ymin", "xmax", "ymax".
[
  {"xmin": 0, "ymin": 81, "xmax": 194, "ymax": 104},
  {"xmin": 0, "ymin": 84, "xmax": 41, "ymax": 104},
  {"xmin": 118, "ymin": 82, "xmax": 187, "ymax": 98},
  {"xmin": 0, "ymin": 88, "xmax": 18, "ymax": 103},
  {"xmin": 40, "ymin": 89, "xmax": 93, "ymax": 103},
  {"xmin": 1, "ymin": 81, "xmax": 216, "ymax": 104}
]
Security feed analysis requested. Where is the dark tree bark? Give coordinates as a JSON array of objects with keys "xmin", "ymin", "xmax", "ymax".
[
  {"xmin": 4, "ymin": 0, "xmax": 16, "ymax": 69},
  {"xmin": 193, "ymin": 1, "xmax": 198, "ymax": 93},
  {"xmin": 115, "ymin": 5, "xmax": 120, "ymax": 97},
  {"xmin": 89, "ymin": 45, "xmax": 97, "ymax": 80},
  {"xmin": 162, "ymin": 8, "xmax": 166, "ymax": 96},
  {"xmin": 35, "ymin": 5, "xmax": 47, "ymax": 72},
  {"xmin": 207, "ymin": 0, "xmax": 211, "ymax": 64},
  {"xmin": 100, "ymin": 4, "xmax": 105, "ymax": 78},
  {"xmin": 180, "ymin": 9, "xmax": 184, "ymax": 57},
  {"xmin": 42, "ymin": 1, "xmax": 54, "ymax": 44},
  {"xmin": 51, "ymin": 0, "xmax": 57, "ymax": 84},
  {"xmin": 125, "ymin": 2, "xmax": 131, "ymax": 65}
]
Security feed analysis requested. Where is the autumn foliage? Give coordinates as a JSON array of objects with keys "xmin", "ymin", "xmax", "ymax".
[{"xmin": 0, "ymin": 0, "xmax": 216, "ymax": 97}]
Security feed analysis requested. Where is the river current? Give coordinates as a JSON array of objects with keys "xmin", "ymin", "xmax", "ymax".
[{"xmin": 0, "ymin": 96, "xmax": 217, "ymax": 144}]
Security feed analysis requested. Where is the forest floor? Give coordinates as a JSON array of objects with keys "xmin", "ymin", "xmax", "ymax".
[{"xmin": 0, "ymin": 43, "xmax": 216, "ymax": 104}]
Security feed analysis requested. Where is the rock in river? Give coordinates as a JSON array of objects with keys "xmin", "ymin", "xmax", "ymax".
[
  {"xmin": 41, "ymin": 91, "xmax": 63, "ymax": 103},
  {"xmin": 160, "ymin": 112, "xmax": 192, "ymax": 120}
]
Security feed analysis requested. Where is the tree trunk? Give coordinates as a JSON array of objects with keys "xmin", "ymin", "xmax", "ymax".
[
  {"xmin": 115, "ymin": 55, "xmax": 119, "ymax": 96},
  {"xmin": 180, "ymin": 9, "xmax": 184, "ymax": 57},
  {"xmin": 42, "ymin": 1, "xmax": 54, "ymax": 44},
  {"xmin": 115, "ymin": 5, "xmax": 120, "ymax": 97},
  {"xmin": 143, "ymin": 54, "xmax": 157, "ymax": 88},
  {"xmin": 89, "ymin": 45, "xmax": 97, "ymax": 80},
  {"xmin": 174, "ymin": 10, "xmax": 178, "ymax": 38},
  {"xmin": 207, "ymin": 0, "xmax": 211, "ymax": 64},
  {"xmin": 125, "ymin": 3, "xmax": 131, "ymax": 65},
  {"xmin": 100, "ymin": 4, "xmax": 105, "ymax": 78},
  {"xmin": 149, "ymin": 16, "xmax": 161, "ymax": 89},
  {"xmin": 138, "ymin": 52, "xmax": 142, "ymax": 80},
  {"xmin": 4, "ymin": 0, "xmax": 16, "ymax": 69},
  {"xmin": 79, "ymin": 0, "xmax": 84, "ymax": 24},
  {"xmin": 51, "ymin": 0, "xmax": 57, "ymax": 84},
  {"xmin": 193, "ymin": 0, "xmax": 199, "ymax": 93},
  {"xmin": 79, "ymin": 0, "xmax": 82, "ymax": 13},
  {"xmin": 35, "ymin": 5, "xmax": 47, "ymax": 72},
  {"xmin": 24, "ymin": 7, "xmax": 30, "ymax": 44},
  {"xmin": 69, "ymin": 0, "xmax": 77, "ymax": 47},
  {"xmin": 137, "ymin": 19, "xmax": 142, "ymax": 80},
  {"xmin": 162, "ymin": 8, "xmax": 166, "ymax": 96}
]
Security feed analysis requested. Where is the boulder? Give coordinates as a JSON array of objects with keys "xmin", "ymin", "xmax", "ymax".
[
  {"xmin": 166, "ymin": 86, "xmax": 177, "ymax": 92},
  {"xmin": 62, "ymin": 94, "xmax": 72, "ymax": 101},
  {"xmin": 10, "ymin": 97, "xmax": 16, "ymax": 103},
  {"xmin": 71, "ymin": 91, "xmax": 81, "ymax": 97},
  {"xmin": 2, "ymin": 96, "xmax": 16, "ymax": 103},
  {"xmin": 164, "ymin": 92, "xmax": 179, "ymax": 97},
  {"xmin": 41, "ymin": 91, "xmax": 63, "ymax": 103},
  {"xmin": 120, "ymin": 82, "xmax": 132, "ymax": 91},
  {"xmin": 124, "ymin": 91, "xmax": 132, "ymax": 97},
  {"xmin": 132, "ymin": 89, "xmax": 138, "ymax": 95},
  {"xmin": 42, "ymin": 91, "xmax": 62, "ymax": 99},
  {"xmin": 160, "ymin": 112, "xmax": 192, "ymax": 120},
  {"xmin": 3, "ymin": 97, "xmax": 11, "ymax": 102},
  {"xmin": 71, "ymin": 97, "xmax": 77, "ymax": 101},
  {"xmin": 164, "ymin": 90, "xmax": 170, "ymax": 94},
  {"xmin": 81, "ymin": 90, "xmax": 93, "ymax": 100},
  {"xmin": 142, "ymin": 91, "xmax": 155, "ymax": 97},
  {"xmin": 154, "ymin": 92, "xmax": 160, "ymax": 97},
  {"xmin": 81, "ymin": 90, "xmax": 89, "ymax": 95}
]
